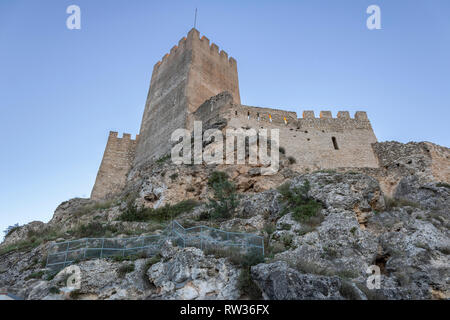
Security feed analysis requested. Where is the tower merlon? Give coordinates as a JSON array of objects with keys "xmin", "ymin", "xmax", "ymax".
[
  {"xmin": 220, "ymin": 50, "xmax": 228, "ymax": 61},
  {"xmin": 187, "ymin": 28, "xmax": 200, "ymax": 40},
  {"xmin": 337, "ymin": 111, "xmax": 350, "ymax": 119},
  {"xmin": 170, "ymin": 45, "xmax": 178, "ymax": 55},
  {"xmin": 355, "ymin": 111, "xmax": 368, "ymax": 120},
  {"xmin": 303, "ymin": 111, "xmax": 315, "ymax": 119},
  {"xmin": 320, "ymin": 111, "xmax": 332, "ymax": 118},
  {"xmin": 210, "ymin": 43, "xmax": 219, "ymax": 54},
  {"xmin": 178, "ymin": 36, "xmax": 187, "ymax": 47},
  {"xmin": 200, "ymin": 35, "xmax": 210, "ymax": 49}
]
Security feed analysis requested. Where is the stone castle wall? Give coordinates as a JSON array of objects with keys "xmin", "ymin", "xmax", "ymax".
[
  {"xmin": 91, "ymin": 132, "xmax": 138, "ymax": 200},
  {"xmin": 133, "ymin": 28, "xmax": 240, "ymax": 168},
  {"xmin": 194, "ymin": 92, "xmax": 378, "ymax": 170},
  {"xmin": 91, "ymin": 29, "xmax": 382, "ymax": 200}
]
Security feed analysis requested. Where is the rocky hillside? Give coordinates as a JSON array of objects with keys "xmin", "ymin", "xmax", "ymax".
[{"xmin": 0, "ymin": 141, "xmax": 449, "ymax": 300}]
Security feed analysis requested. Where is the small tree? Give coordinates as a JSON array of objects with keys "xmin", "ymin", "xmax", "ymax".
[
  {"xmin": 207, "ymin": 171, "xmax": 239, "ymax": 219},
  {"xmin": 278, "ymin": 180, "xmax": 322, "ymax": 223},
  {"xmin": 3, "ymin": 223, "xmax": 20, "ymax": 237}
]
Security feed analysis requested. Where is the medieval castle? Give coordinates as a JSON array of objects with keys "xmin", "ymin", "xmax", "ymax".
[{"xmin": 91, "ymin": 28, "xmax": 379, "ymax": 200}]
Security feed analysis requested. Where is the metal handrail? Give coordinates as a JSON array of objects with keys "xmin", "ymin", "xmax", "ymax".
[{"xmin": 46, "ymin": 220, "xmax": 264, "ymax": 270}]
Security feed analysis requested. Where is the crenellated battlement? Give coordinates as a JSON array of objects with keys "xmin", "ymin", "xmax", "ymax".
[
  {"xmin": 153, "ymin": 28, "xmax": 238, "ymax": 72},
  {"xmin": 226, "ymin": 105, "xmax": 372, "ymax": 130},
  {"xmin": 108, "ymin": 131, "xmax": 139, "ymax": 141}
]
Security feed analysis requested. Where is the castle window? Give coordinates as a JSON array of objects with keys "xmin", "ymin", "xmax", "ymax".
[
  {"xmin": 235, "ymin": 110, "xmax": 238, "ymax": 116},
  {"xmin": 332, "ymin": 137, "xmax": 339, "ymax": 150}
]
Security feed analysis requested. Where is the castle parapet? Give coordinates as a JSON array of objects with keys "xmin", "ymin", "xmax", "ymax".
[
  {"xmin": 153, "ymin": 28, "xmax": 238, "ymax": 72},
  {"xmin": 337, "ymin": 111, "xmax": 350, "ymax": 119},
  {"xmin": 296, "ymin": 111, "xmax": 373, "ymax": 131},
  {"xmin": 320, "ymin": 111, "xmax": 332, "ymax": 118}
]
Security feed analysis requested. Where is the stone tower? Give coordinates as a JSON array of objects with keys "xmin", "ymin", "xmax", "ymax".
[{"xmin": 133, "ymin": 28, "xmax": 241, "ymax": 168}]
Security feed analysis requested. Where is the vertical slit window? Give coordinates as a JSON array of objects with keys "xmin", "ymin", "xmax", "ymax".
[{"xmin": 332, "ymin": 137, "xmax": 339, "ymax": 150}]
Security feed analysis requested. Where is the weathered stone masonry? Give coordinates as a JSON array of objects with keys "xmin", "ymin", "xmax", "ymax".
[
  {"xmin": 134, "ymin": 28, "xmax": 241, "ymax": 168},
  {"xmin": 91, "ymin": 132, "xmax": 138, "ymax": 200}
]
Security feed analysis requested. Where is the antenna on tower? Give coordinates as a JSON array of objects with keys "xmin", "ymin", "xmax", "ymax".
[{"xmin": 194, "ymin": 8, "xmax": 198, "ymax": 29}]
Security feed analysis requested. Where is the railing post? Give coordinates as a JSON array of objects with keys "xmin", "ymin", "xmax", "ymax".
[
  {"xmin": 200, "ymin": 226, "xmax": 203, "ymax": 250},
  {"xmin": 262, "ymin": 237, "xmax": 265, "ymax": 256},
  {"xmin": 45, "ymin": 244, "xmax": 51, "ymax": 267},
  {"xmin": 100, "ymin": 238, "xmax": 105, "ymax": 258},
  {"xmin": 83, "ymin": 239, "xmax": 88, "ymax": 259},
  {"xmin": 63, "ymin": 242, "xmax": 69, "ymax": 268}
]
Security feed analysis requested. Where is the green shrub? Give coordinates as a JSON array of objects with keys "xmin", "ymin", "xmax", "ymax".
[
  {"xmin": 46, "ymin": 271, "xmax": 58, "ymax": 281},
  {"xmin": 293, "ymin": 259, "xmax": 334, "ymax": 276},
  {"xmin": 25, "ymin": 270, "xmax": 45, "ymax": 280},
  {"xmin": 216, "ymin": 248, "xmax": 265, "ymax": 299},
  {"xmin": 110, "ymin": 251, "xmax": 148, "ymax": 262},
  {"xmin": 321, "ymin": 246, "xmax": 338, "ymax": 259},
  {"xmin": 263, "ymin": 223, "xmax": 276, "ymax": 235},
  {"xmin": 384, "ymin": 196, "xmax": 421, "ymax": 210},
  {"xmin": 1, "ymin": 224, "xmax": 67, "ymax": 256},
  {"xmin": 355, "ymin": 283, "xmax": 387, "ymax": 300},
  {"xmin": 117, "ymin": 263, "xmax": 135, "ymax": 278},
  {"xmin": 268, "ymin": 242, "xmax": 286, "ymax": 255},
  {"xmin": 3, "ymin": 223, "xmax": 20, "ymax": 237},
  {"xmin": 278, "ymin": 180, "xmax": 323, "ymax": 224},
  {"xmin": 436, "ymin": 182, "xmax": 450, "ymax": 189},
  {"xmin": 118, "ymin": 199, "xmax": 198, "ymax": 223},
  {"xmin": 49, "ymin": 287, "xmax": 61, "ymax": 295},
  {"xmin": 196, "ymin": 211, "xmax": 211, "ymax": 221},
  {"xmin": 0, "ymin": 241, "xmax": 36, "ymax": 256},
  {"xmin": 237, "ymin": 268, "xmax": 262, "ymax": 299},
  {"xmin": 72, "ymin": 222, "xmax": 119, "ymax": 238},
  {"xmin": 207, "ymin": 171, "xmax": 239, "ymax": 219},
  {"xmin": 203, "ymin": 247, "xmax": 263, "ymax": 268},
  {"xmin": 169, "ymin": 173, "xmax": 179, "ymax": 181},
  {"xmin": 144, "ymin": 254, "xmax": 162, "ymax": 272},
  {"xmin": 69, "ymin": 289, "xmax": 82, "ymax": 300},
  {"xmin": 280, "ymin": 223, "xmax": 292, "ymax": 231},
  {"xmin": 73, "ymin": 200, "xmax": 117, "ymax": 217},
  {"xmin": 280, "ymin": 234, "xmax": 294, "ymax": 249},
  {"xmin": 339, "ymin": 281, "xmax": 363, "ymax": 300},
  {"xmin": 156, "ymin": 154, "xmax": 170, "ymax": 164}
]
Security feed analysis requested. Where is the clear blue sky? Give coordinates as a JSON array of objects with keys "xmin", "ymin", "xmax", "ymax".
[{"xmin": 1, "ymin": 0, "xmax": 449, "ymax": 240}]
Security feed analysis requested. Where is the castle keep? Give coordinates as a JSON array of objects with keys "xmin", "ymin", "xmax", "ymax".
[{"xmin": 91, "ymin": 29, "xmax": 378, "ymax": 200}]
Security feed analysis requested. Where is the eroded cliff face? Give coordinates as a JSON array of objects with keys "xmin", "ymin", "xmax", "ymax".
[
  {"xmin": 352, "ymin": 141, "xmax": 450, "ymax": 197},
  {"xmin": 0, "ymin": 141, "xmax": 449, "ymax": 300}
]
